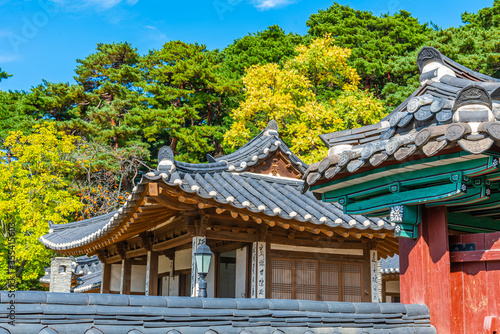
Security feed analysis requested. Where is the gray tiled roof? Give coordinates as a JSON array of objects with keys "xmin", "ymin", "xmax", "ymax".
[
  {"xmin": 40, "ymin": 122, "xmax": 394, "ymax": 253},
  {"xmin": 40, "ymin": 256, "xmax": 102, "ymax": 293},
  {"xmin": 213, "ymin": 120, "xmax": 306, "ymax": 173},
  {"xmin": 380, "ymin": 255, "xmax": 400, "ymax": 275},
  {"xmin": 303, "ymin": 47, "xmax": 500, "ymax": 189},
  {"xmin": 0, "ymin": 291, "xmax": 435, "ymax": 333}
]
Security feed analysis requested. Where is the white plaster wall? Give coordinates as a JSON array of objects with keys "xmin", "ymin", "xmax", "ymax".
[
  {"xmin": 158, "ymin": 255, "xmax": 172, "ymax": 274},
  {"xmin": 235, "ymin": 247, "xmax": 247, "ymax": 298},
  {"xmin": 386, "ymin": 280, "xmax": 400, "ymax": 294},
  {"xmin": 110, "ymin": 264, "xmax": 121, "ymax": 292},
  {"xmin": 205, "ymin": 258, "xmax": 216, "ymax": 298},
  {"xmin": 130, "ymin": 265, "xmax": 146, "ymax": 293},
  {"xmin": 175, "ymin": 248, "xmax": 192, "ymax": 270},
  {"xmin": 161, "ymin": 276, "xmax": 169, "ymax": 296},
  {"xmin": 169, "ymin": 275, "xmax": 179, "ymax": 296}
]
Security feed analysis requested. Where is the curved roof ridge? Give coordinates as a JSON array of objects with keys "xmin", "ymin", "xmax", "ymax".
[
  {"xmin": 49, "ymin": 211, "xmax": 118, "ymax": 231},
  {"xmin": 156, "ymin": 120, "xmax": 307, "ymax": 174},
  {"xmin": 303, "ymin": 46, "xmax": 500, "ymax": 192}
]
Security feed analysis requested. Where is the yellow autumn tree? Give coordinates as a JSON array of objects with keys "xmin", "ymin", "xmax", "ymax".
[
  {"xmin": 224, "ymin": 35, "xmax": 385, "ymax": 164},
  {"xmin": 0, "ymin": 123, "xmax": 82, "ymax": 290}
]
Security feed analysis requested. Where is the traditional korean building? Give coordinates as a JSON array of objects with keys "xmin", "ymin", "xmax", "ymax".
[
  {"xmin": 39, "ymin": 121, "xmax": 398, "ymax": 303},
  {"xmin": 40, "ymin": 255, "xmax": 102, "ymax": 293},
  {"xmin": 303, "ymin": 47, "xmax": 500, "ymax": 333},
  {"xmin": 380, "ymin": 255, "xmax": 399, "ymax": 303}
]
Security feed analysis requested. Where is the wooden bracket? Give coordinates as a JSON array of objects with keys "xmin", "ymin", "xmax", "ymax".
[
  {"xmin": 140, "ymin": 231, "xmax": 153, "ymax": 251},
  {"xmin": 199, "ymin": 213, "xmax": 210, "ymax": 236},
  {"xmin": 258, "ymin": 224, "xmax": 269, "ymax": 241},
  {"xmin": 95, "ymin": 249, "xmax": 107, "ymax": 263},
  {"xmin": 370, "ymin": 239, "xmax": 380, "ymax": 250},
  {"xmin": 116, "ymin": 242, "xmax": 127, "ymax": 259},
  {"xmin": 183, "ymin": 212, "xmax": 197, "ymax": 236}
]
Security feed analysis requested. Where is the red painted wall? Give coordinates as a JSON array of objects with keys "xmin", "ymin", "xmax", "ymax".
[
  {"xmin": 449, "ymin": 232, "xmax": 500, "ymax": 334},
  {"xmin": 400, "ymin": 209, "xmax": 500, "ymax": 334},
  {"xmin": 399, "ymin": 206, "xmax": 451, "ymax": 333}
]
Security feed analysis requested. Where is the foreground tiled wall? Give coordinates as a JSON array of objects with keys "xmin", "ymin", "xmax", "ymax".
[{"xmin": 0, "ymin": 291, "xmax": 436, "ymax": 334}]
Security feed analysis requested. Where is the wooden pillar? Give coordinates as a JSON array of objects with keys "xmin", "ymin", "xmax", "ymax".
[
  {"xmin": 190, "ymin": 236, "xmax": 205, "ymax": 297},
  {"xmin": 145, "ymin": 251, "xmax": 159, "ymax": 296},
  {"xmin": 369, "ymin": 249, "xmax": 381, "ymax": 303},
  {"xmin": 101, "ymin": 263, "xmax": 111, "ymax": 294},
  {"xmin": 399, "ymin": 206, "xmax": 451, "ymax": 333},
  {"xmin": 120, "ymin": 259, "xmax": 131, "ymax": 295},
  {"xmin": 251, "ymin": 241, "xmax": 266, "ymax": 298}
]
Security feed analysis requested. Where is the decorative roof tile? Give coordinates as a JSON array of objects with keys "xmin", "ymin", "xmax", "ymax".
[{"xmin": 303, "ymin": 47, "xmax": 500, "ymax": 191}]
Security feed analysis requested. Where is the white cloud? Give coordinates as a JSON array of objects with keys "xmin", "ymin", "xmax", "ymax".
[
  {"xmin": 251, "ymin": 0, "xmax": 294, "ymax": 10},
  {"xmin": 0, "ymin": 29, "xmax": 14, "ymax": 38},
  {"xmin": 143, "ymin": 25, "xmax": 166, "ymax": 41},
  {"xmin": 56, "ymin": 0, "xmax": 138, "ymax": 11},
  {"xmin": 0, "ymin": 54, "xmax": 21, "ymax": 63}
]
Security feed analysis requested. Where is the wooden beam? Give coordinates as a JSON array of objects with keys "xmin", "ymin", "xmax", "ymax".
[
  {"xmin": 266, "ymin": 236, "xmax": 364, "ymax": 249},
  {"xmin": 153, "ymin": 234, "xmax": 192, "ymax": 252},
  {"xmin": 148, "ymin": 192, "xmax": 196, "ymax": 211},
  {"xmin": 450, "ymin": 250, "xmax": 500, "ymax": 262},
  {"xmin": 198, "ymin": 202, "xmax": 212, "ymax": 209},
  {"xmin": 209, "ymin": 242, "xmax": 246, "ymax": 254},
  {"xmin": 252, "ymin": 217, "xmax": 262, "ymax": 224},
  {"xmin": 126, "ymin": 247, "xmax": 148, "ymax": 259},
  {"xmin": 105, "ymin": 255, "xmax": 122, "ymax": 264},
  {"xmin": 265, "ymin": 220, "xmax": 275, "ymax": 227},
  {"xmin": 206, "ymin": 230, "xmax": 257, "ymax": 243}
]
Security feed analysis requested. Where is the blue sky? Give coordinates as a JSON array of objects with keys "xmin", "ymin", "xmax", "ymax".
[{"xmin": 0, "ymin": 0, "xmax": 494, "ymax": 91}]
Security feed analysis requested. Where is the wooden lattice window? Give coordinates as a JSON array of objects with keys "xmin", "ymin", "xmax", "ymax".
[
  {"xmin": 270, "ymin": 256, "xmax": 363, "ymax": 301},
  {"xmin": 319, "ymin": 262, "xmax": 340, "ymax": 301},
  {"xmin": 296, "ymin": 260, "xmax": 317, "ymax": 300},
  {"xmin": 270, "ymin": 258, "xmax": 292, "ymax": 299},
  {"xmin": 342, "ymin": 263, "xmax": 362, "ymax": 302}
]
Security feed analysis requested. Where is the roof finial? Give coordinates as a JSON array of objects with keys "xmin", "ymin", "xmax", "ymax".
[
  {"xmin": 206, "ymin": 154, "xmax": 216, "ymax": 163},
  {"xmin": 453, "ymin": 85, "xmax": 492, "ymax": 111},
  {"xmin": 417, "ymin": 47, "xmax": 444, "ymax": 73},
  {"xmin": 266, "ymin": 119, "xmax": 279, "ymax": 133},
  {"xmin": 158, "ymin": 146, "xmax": 174, "ymax": 163}
]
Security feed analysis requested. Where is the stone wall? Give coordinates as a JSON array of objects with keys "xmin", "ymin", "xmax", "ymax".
[{"xmin": 49, "ymin": 257, "xmax": 72, "ymax": 293}]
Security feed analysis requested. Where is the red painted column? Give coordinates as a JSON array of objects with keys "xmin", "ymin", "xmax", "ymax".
[{"xmin": 399, "ymin": 206, "xmax": 451, "ymax": 333}]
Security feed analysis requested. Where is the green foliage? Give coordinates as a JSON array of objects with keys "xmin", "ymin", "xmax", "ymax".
[
  {"xmin": 307, "ymin": 3, "xmax": 429, "ymax": 98},
  {"xmin": 0, "ymin": 123, "xmax": 82, "ymax": 290},
  {"xmin": 133, "ymin": 41, "xmax": 239, "ymax": 162},
  {"xmin": 462, "ymin": 0, "xmax": 500, "ymax": 29},
  {"xmin": 221, "ymin": 25, "xmax": 305, "ymax": 78},
  {"xmin": 0, "ymin": 67, "xmax": 10, "ymax": 82},
  {"xmin": 224, "ymin": 36, "xmax": 385, "ymax": 164},
  {"xmin": 383, "ymin": 25, "xmax": 500, "ymax": 108}
]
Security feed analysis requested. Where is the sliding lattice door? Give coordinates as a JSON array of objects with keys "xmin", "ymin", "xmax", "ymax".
[
  {"xmin": 270, "ymin": 257, "xmax": 363, "ymax": 301},
  {"xmin": 270, "ymin": 258, "xmax": 292, "ymax": 299}
]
